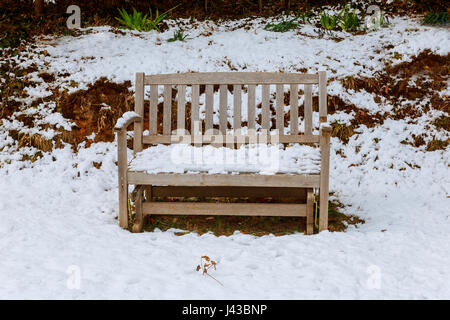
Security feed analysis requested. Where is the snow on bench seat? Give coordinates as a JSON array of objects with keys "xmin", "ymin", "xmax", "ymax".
[{"xmin": 128, "ymin": 143, "xmax": 321, "ymax": 175}]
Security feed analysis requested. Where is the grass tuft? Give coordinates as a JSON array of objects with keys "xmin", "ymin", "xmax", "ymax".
[
  {"xmin": 168, "ymin": 29, "xmax": 188, "ymax": 42},
  {"xmin": 297, "ymin": 11, "xmax": 312, "ymax": 24},
  {"xmin": 426, "ymin": 138, "xmax": 449, "ymax": 151},
  {"xmin": 115, "ymin": 5, "xmax": 178, "ymax": 32},
  {"xmin": 433, "ymin": 115, "xmax": 450, "ymax": 131},
  {"xmin": 264, "ymin": 18, "xmax": 298, "ymax": 32},
  {"xmin": 339, "ymin": 5, "xmax": 361, "ymax": 31},
  {"xmin": 330, "ymin": 121, "xmax": 355, "ymax": 144}
]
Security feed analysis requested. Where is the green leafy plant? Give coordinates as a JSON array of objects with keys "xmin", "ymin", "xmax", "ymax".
[
  {"xmin": 115, "ymin": 5, "xmax": 179, "ymax": 32},
  {"xmin": 147, "ymin": 6, "xmax": 179, "ymax": 32},
  {"xmin": 378, "ymin": 14, "xmax": 389, "ymax": 28},
  {"xmin": 168, "ymin": 29, "xmax": 187, "ymax": 42},
  {"xmin": 264, "ymin": 18, "xmax": 298, "ymax": 32},
  {"xmin": 116, "ymin": 7, "xmax": 151, "ymax": 31},
  {"xmin": 339, "ymin": 6, "xmax": 361, "ymax": 31},
  {"xmin": 319, "ymin": 8, "xmax": 344, "ymax": 31},
  {"xmin": 422, "ymin": 11, "xmax": 449, "ymax": 25},
  {"xmin": 298, "ymin": 11, "xmax": 312, "ymax": 24}
]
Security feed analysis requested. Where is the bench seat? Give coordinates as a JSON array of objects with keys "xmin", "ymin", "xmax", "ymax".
[
  {"xmin": 127, "ymin": 172, "xmax": 320, "ymax": 188},
  {"xmin": 128, "ymin": 143, "xmax": 321, "ymax": 175}
]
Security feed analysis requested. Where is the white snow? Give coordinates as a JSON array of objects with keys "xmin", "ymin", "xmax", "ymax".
[
  {"xmin": 114, "ymin": 111, "xmax": 141, "ymax": 130},
  {"xmin": 1, "ymin": 14, "xmax": 449, "ymax": 299},
  {"xmin": 129, "ymin": 143, "xmax": 321, "ymax": 175}
]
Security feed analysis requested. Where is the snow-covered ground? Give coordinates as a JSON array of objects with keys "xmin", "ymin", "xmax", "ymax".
[{"xmin": 0, "ymin": 16, "xmax": 449, "ymax": 299}]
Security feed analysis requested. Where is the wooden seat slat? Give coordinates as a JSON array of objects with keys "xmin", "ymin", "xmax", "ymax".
[{"xmin": 127, "ymin": 172, "xmax": 320, "ymax": 188}]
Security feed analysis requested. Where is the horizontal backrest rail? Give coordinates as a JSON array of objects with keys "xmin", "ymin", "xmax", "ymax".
[
  {"xmin": 142, "ymin": 134, "xmax": 320, "ymax": 145},
  {"xmin": 144, "ymin": 72, "xmax": 319, "ymax": 85}
]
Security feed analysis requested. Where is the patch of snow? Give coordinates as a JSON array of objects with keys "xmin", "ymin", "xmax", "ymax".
[
  {"xmin": 129, "ymin": 144, "xmax": 321, "ymax": 175},
  {"xmin": 114, "ymin": 111, "xmax": 140, "ymax": 130}
]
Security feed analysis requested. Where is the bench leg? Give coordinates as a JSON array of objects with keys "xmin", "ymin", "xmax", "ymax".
[
  {"xmin": 306, "ymin": 189, "xmax": 314, "ymax": 235},
  {"xmin": 117, "ymin": 130, "xmax": 129, "ymax": 229},
  {"xmin": 319, "ymin": 126, "xmax": 331, "ymax": 232},
  {"xmin": 118, "ymin": 179, "xmax": 128, "ymax": 228},
  {"xmin": 131, "ymin": 186, "xmax": 145, "ymax": 233},
  {"xmin": 144, "ymin": 185, "xmax": 152, "ymax": 203}
]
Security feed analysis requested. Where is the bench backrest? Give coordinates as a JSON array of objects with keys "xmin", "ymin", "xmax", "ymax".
[{"xmin": 133, "ymin": 71, "xmax": 327, "ymax": 151}]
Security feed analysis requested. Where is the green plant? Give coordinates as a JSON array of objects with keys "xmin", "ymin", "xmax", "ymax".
[
  {"xmin": 116, "ymin": 7, "xmax": 151, "ymax": 31},
  {"xmin": 115, "ymin": 5, "xmax": 178, "ymax": 32},
  {"xmin": 422, "ymin": 11, "xmax": 449, "ymax": 25},
  {"xmin": 319, "ymin": 8, "xmax": 344, "ymax": 31},
  {"xmin": 264, "ymin": 18, "xmax": 298, "ymax": 32},
  {"xmin": 339, "ymin": 6, "xmax": 361, "ymax": 31},
  {"xmin": 168, "ymin": 29, "xmax": 187, "ymax": 42},
  {"xmin": 378, "ymin": 14, "xmax": 389, "ymax": 27},
  {"xmin": 298, "ymin": 11, "xmax": 312, "ymax": 24},
  {"xmin": 147, "ymin": 5, "xmax": 179, "ymax": 32}
]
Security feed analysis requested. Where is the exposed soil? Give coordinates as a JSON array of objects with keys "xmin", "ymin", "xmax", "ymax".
[
  {"xmin": 341, "ymin": 50, "xmax": 450, "ymax": 115},
  {"xmin": 338, "ymin": 49, "xmax": 449, "ymax": 148},
  {"xmin": 58, "ymin": 77, "xmax": 134, "ymax": 145}
]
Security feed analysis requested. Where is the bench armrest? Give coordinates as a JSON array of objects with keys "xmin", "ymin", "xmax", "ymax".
[
  {"xmin": 114, "ymin": 111, "xmax": 142, "ymax": 132},
  {"xmin": 319, "ymin": 122, "xmax": 332, "ymax": 136}
]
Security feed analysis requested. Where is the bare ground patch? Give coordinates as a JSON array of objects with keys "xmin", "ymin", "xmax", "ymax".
[{"xmin": 142, "ymin": 198, "xmax": 364, "ymax": 236}]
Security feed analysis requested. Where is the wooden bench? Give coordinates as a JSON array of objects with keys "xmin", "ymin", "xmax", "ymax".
[{"xmin": 114, "ymin": 72, "xmax": 331, "ymax": 234}]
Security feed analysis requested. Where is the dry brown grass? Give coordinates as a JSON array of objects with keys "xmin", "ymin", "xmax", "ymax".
[
  {"xmin": 142, "ymin": 198, "xmax": 364, "ymax": 236},
  {"xmin": 426, "ymin": 138, "xmax": 449, "ymax": 151}
]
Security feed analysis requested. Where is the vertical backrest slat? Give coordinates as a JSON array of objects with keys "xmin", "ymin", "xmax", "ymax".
[
  {"xmin": 205, "ymin": 84, "xmax": 214, "ymax": 132},
  {"xmin": 191, "ymin": 84, "xmax": 199, "ymax": 133},
  {"xmin": 233, "ymin": 84, "xmax": 242, "ymax": 148},
  {"xmin": 177, "ymin": 85, "xmax": 186, "ymax": 133},
  {"xmin": 149, "ymin": 84, "xmax": 158, "ymax": 135},
  {"xmin": 304, "ymin": 84, "xmax": 313, "ymax": 135},
  {"xmin": 233, "ymin": 85, "xmax": 242, "ymax": 131},
  {"xmin": 290, "ymin": 84, "xmax": 298, "ymax": 135},
  {"xmin": 247, "ymin": 84, "xmax": 256, "ymax": 130},
  {"xmin": 275, "ymin": 84, "xmax": 284, "ymax": 133},
  {"xmin": 134, "ymin": 72, "xmax": 144, "ymax": 152},
  {"xmin": 163, "ymin": 84, "xmax": 172, "ymax": 135},
  {"xmin": 319, "ymin": 71, "xmax": 327, "ymax": 123},
  {"xmin": 219, "ymin": 84, "xmax": 228, "ymax": 134},
  {"xmin": 191, "ymin": 84, "xmax": 201, "ymax": 146},
  {"xmin": 261, "ymin": 84, "xmax": 270, "ymax": 131}
]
